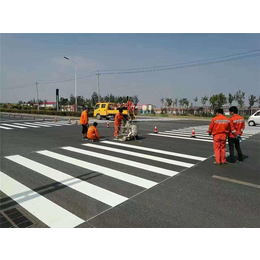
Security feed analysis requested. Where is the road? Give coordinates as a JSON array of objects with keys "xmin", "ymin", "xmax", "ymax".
[{"xmin": 0, "ymin": 114, "xmax": 260, "ymax": 228}]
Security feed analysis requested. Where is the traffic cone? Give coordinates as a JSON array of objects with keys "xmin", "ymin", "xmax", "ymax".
[
  {"xmin": 42, "ymin": 117, "xmax": 45, "ymax": 121},
  {"xmin": 75, "ymin": 120, "xmax": 78, "ymax": 125},
  {"xmin": 154, "ymin": 126, "xmax": 158, "ymax": 133},
  {"xmin": 33, "ymin": 116, "xmax": 35, "ymax": 120},
  {"xmin": 106, "ymin": 121, "xmax": 109, "ymax": 128},
  {"xmin": 68, "ymin": 119, "xmax": 71, "ymax": 124},
  {"xmin": 54, "ymin": 118, "xmax": 57, "ymax": 122},
  {"xmin": 191, "ymin": 128, "xmax": 196, "ymax": 138}
]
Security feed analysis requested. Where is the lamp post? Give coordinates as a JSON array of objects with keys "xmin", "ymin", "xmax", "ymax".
[{"xmin": 64, "ymin": 56, "xmax": 77, "ymax": 112}]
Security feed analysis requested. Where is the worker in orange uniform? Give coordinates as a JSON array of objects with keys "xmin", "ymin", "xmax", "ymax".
[
  {"xmin": 207, "ymin": 108, "xmax": 230, "ymax": 165},
  {"xmin": 127, "ymin": 96, "xmax": 132, "ymax": 111},
  {"xmin": 80, "ymin": 107, "xmax": 89, "ymax": 140},
  {"xmin": 228, "ymin": 106, "xmax": 245, "ymax": 163},
  {"xmin": 87, "ymin": 122, "xmax": 100, "ymax": 141},
  {"xmin": 114, "ymin": 108, "xmax": 126, "ymax": 138}
]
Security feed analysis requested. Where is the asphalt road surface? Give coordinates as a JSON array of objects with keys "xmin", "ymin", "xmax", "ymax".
[{"xmin": 1, "ymin": 114, "xmax": 260, "ymax": 228}]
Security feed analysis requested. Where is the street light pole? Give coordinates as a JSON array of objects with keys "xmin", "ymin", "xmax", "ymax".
[{"xmin": 64, "ymin": 57, "xmax": 77, "ymax": 112}]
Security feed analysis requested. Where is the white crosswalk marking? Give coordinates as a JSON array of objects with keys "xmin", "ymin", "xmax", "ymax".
[
  {"xmin": 23, "ymin": 122, "xmax": 52, "ymax": 127},
  {"xmin": 60, "ymin": 146, "xmax": 179, "ymax": 177},
  {"xmin": 0, "ymin": 125, "xmax": 13, "ymax": 129},
  {"xmin": 0, "ymin": 171, "xmax": 84, "ymax": 228},
  {"xmin": 5, "ymin": 155, "xmax": 128, "ymax": 207},
  {"xmin": 1, "ymin": 123, "xmax": 27, "ymax": 129},
  {"xmin": 149, "ymin": 133, "xmax": 214, "ymax": 142},
  {"xmin": 82, "ymin": 143, "xmax": 194, "ymax": 168},
  {"xmin": 36, "ymin": 149, "xmax": 158, "ymax": 189},
  {"xmin": 13, "ymin": 123, "xmax": 40, "ymax": 128},
  {"xmin": 100, "ymin": 141, "xmax": 206, "ymax": 161}
]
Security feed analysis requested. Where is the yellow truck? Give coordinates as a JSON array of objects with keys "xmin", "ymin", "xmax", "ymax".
[{"xmin": 93, "ymin": 102, "xmax": 136, "ymax": 120}]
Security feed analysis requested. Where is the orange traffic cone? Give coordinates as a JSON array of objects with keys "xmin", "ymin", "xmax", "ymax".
[
  {"xmin": 42, "ymin": 117, "xmax": 45, "ymax": 121},
  {"xmin": 191, "ymin": 128, "xmax": 196, "ymax": 138},
  {"xmin": 54, "ymin": 118, "xmax": 57, "ymax": 122},
  {"xmin": 68, "ymin": 119, "xmax": 71, "ymax": 124},
  {"xmin": 154, "ymin": 126, "xmax": 158, "ymax": 133},
  {"xmin": 106, "ymin": 121, "xmax": 109, "ymax": 128},
  {"xmin": 75, "ymin": 120, "xmax": 78, "ymax": 125}
]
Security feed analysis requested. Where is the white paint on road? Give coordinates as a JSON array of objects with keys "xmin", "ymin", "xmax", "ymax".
[
  {"xmin": 5, "ymin": 155, "xmax": 128, "ymax": 207},
  {"xmin": 0, "ymin": 170, "xmax": 84, "ymax": 228}
]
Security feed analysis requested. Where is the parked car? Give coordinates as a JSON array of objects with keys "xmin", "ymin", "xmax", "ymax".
[{"xmin": 248, "ymin": 110, "xmax": 260, "ymax": 126}]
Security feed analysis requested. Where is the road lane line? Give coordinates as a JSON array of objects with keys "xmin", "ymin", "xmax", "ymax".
[
  {"xmin": 37, "ymin": 149, "xmax": 157, "ymax": 189},
  {"xmin": 13, "ymin": 123, "xmax": 40, "ymax": 128},
  {"xmin": 1, "ymin": 123, "xmax": 27, "ymax": 129},
  {"xmin": 148, "ymin": 133, "xmax": 213, "ymax": 142},
  {"xmin": 5, "ymin": 155, "xmax": 128, "ymax": 207},
  {"xmin": 83, "ymin": 143, "xmax": 194, "ymax": 168},
  {"xmin": 102, "ymin": 141, "xmax": 207, "ymax": 161},
  {"xmin": 0, "ymin": 125, "xmax": 13, "ymax": 129},
  {"xmin": 0, "ymin": 170, "xmax": 84, "ymax": 228},
  {"xmin": 22, "ymin": 122, "xmax": 52, "ymax": 127},
  {"xmin": 212, "ymin": 175, "xmax": 260, "ymax": 189},
  {"xmin": 61, "ymin": 146, "xmax": 179, "ymax": 177},
  {"xmin": 101, "ymin": 141, "xmax": 206, "ymax": 161}
]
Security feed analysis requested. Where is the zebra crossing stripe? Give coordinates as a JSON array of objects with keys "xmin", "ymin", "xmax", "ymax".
[
  {"xmin": 0, "ymin": 125, "xmax": 13, "ymax": 129},
  {"xmin": 24, "ymin": 122, "xmax": 63, "ymax": 127},
  {"xmin": 0, "ymin": 170, "xmax": 84, "ymax": 228},
  {"xmin": 1, "ymin": 123, "xmax": 27, "ymax": 129},
  {"xmin": 13, "ymin": 123, "xmax": 40, "ymax": 128},
  {"xmin": 22, "ymin": 122, "xmax": 52, "ymax": 127},
  {"xmin": 148, "ymin": 133, "xmax": 214, "ymax": 142},
  {"xmin": 100, "ymin": 141, "xmax": 206, "ymax": 161},
  {"xmin": 37, "ymin": 149, "xmax": 157, "ymax": 189},
  {"xmin": 5, "ymin": 155, "xmax": 128, "ymax": 207},
  {"xmin": 60, "ymin": 146, "xmax": 179, "ymax": 177},
  {"xmin": 82, "ymin": 143, "xmax": 194, "ymax": 168}
]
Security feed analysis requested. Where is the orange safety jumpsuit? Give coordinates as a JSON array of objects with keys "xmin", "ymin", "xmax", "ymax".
[
  {"xmin": 127, "ymin": 100, "xmax": 132, "ymax": 111},
  {"xmin": 114, "ymin": 113, "xmax": 125, "ymax": 137},
  {"xmin": 87, "ymin": 125, "xmax": 100, "ymax": 140},
  {"xmin": 207, "ymin": 114, "xmax": 230, "ymax": 164},
  {"xmin": 80, "ymin": 110, "xmax": 89, "ymax": 137}
]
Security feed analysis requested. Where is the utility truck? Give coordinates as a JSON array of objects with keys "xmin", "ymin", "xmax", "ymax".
[{"xmin": 94, "ymin": 102, "xmax": 136, "ymax": 120}]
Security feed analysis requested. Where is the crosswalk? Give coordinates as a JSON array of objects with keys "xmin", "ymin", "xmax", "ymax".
[
  {"xmin": 1, "ymin": 140, "xmax": 208, "ymax": 228},
  {"xmin": 148, "ymin": 125, "xmax": 260, "ymax": 142},
  {"xmin": 0, "ymin": 120, "xmax": 75, "ymax": 130}
]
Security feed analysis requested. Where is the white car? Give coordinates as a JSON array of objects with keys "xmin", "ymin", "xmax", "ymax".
[{"xmin": 248, "ymin": 110, "xmax": 260, "ymax": 126}]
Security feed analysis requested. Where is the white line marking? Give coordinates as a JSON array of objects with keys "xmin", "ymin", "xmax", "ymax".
[
  {"xmin": 101, "ymin": 141, "xmax": 207, "ymax": 161},
  {"xmin": 61, "ymin": 146, "xmax": 179, "ymax": 177},
  {"xmin": 1, "ymin": 123, "xmax": 27, "ymax": 129},
  {"xmin": 22, "ymin": 122, "xmax": 52, "ymax": 127},
  {"xmin": 0, "ymin": 170, "xmax": 84, "ymax": 228},
  {"xmin": 83, "ymin": 143, "xmax": 194, "ymax": 168},
  {"xmin": 37, "ymin": 149, "xmax": 157, "ymax": 189},
  {"xmin": 5, "ymin": 155, "xmax": 128, "ymax": 207},
  {"xmin": 212, "ymin": 175, "xmax": 260, "ymax": 189},
  {"xmin": 0, "ymin": 126, "xmax": 13, "ymax": 129},
  {"xmin": 148, "ymin": 133, "xmax": 214, "ymax": 142},
  {"xmin": 13, "ymin": 123, "xmax": 40, "ymax": 128}
]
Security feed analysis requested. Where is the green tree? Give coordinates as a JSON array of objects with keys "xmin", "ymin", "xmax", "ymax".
[
  {"xmin": 201, "ymin": 95, "xmax": 208, "ymax": 107},
  {"xmin": 77, "ymin": 96, "xmax": 85, "ymax": 107},
  {"xmin": 209, "ymin": 93, "xmax": 227, "ymax": 112},
  {"xmin": 193, "ymin": 97, "xmax": 198, "ymax": 107},
  {"xmin": 234, "ymin": 90, "xmax": 245, "ymax": 112},
  {"xmin": 132, "ymin": 95, "xmax": 139, "ymax": 106},
  {"xmin": 165, "ymin": 98, "xmax": 173, "ymax": 113},
  {"xmin": 248, "ymin": 94, "xmax": 258, "ymax": 115},
  {"xmin": 228, "ymin": 93, "xmax": 235, "ymax": 106},
  {"xmin": 69, "ymin": 94, "xmax": 75, "ymax": 105},
  {"xmin": 91, "ymin": 92, "xmax": 99, "ymax": 106},
  {"xmin": 60, "ymin": 97, "xmax": 69, "ymax": 106}
]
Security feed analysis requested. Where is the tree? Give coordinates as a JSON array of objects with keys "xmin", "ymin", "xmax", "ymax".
[
  {"xmin": 69, "ymin": 94, "xmax": 75, "ymax": 105},
  {"xmin": 201, "ymin": 95, "xmax": 208, "ymax": 107},
  {"xmin": 228, "ymin": 93, "xmax": 235, "ymax": 106},
  {"xmin": 209, "ymin": 93, "xmax": 227, "ymax": 112},
  {"xmin": 179, "ymin": 98, "xmax": 185, "ymax": 114},
  {"xmin": 43, "ymin": 99, "xmax": 47, "ymax": 109},
  {"xmin": 234, "ymin": 90, "xmax": 245, "ymax": 112},
  {"xmin": 132, "ymin": 95, "xmax": 139, "ymax": 106},
  {"xmin": 59, "ymin": 97, "xmax": 69, "ymax": 106},
  {"xmin": 248, "ymin": 94, "xmax": 258, "ymax": 115},
  {"xmin": 165, "ymin": 98, "xmax": 173, "ymax": 113},
  {"xmin": 91, "ymin": 92, "xmax": 99, "ymax": 106},
  {"xmin": 193, "ymin": 97, "xmax": 198, "ymax": 107}
]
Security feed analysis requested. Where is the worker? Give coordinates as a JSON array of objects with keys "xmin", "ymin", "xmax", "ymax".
[
  {"xmin": 127, "ymin": 96, "xmax": 132, "ymax": 111},
  {"xmin": 80, "ymin": 107, "xmax": 89, "ymax": 140},
  {"xmin": 87, "ymin": 122, "xmax": 100, "ymax": 141},
  {"xmin": 114, "ymin": 108, "xmax": 126, "ymax": 138},
  {"xmin": 207, "ymin": 108, "xmax": 230, "ymax": 165},
  {"xmin": 228, "ymin": 106, "xmax": 245, "ymax": 163}
]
